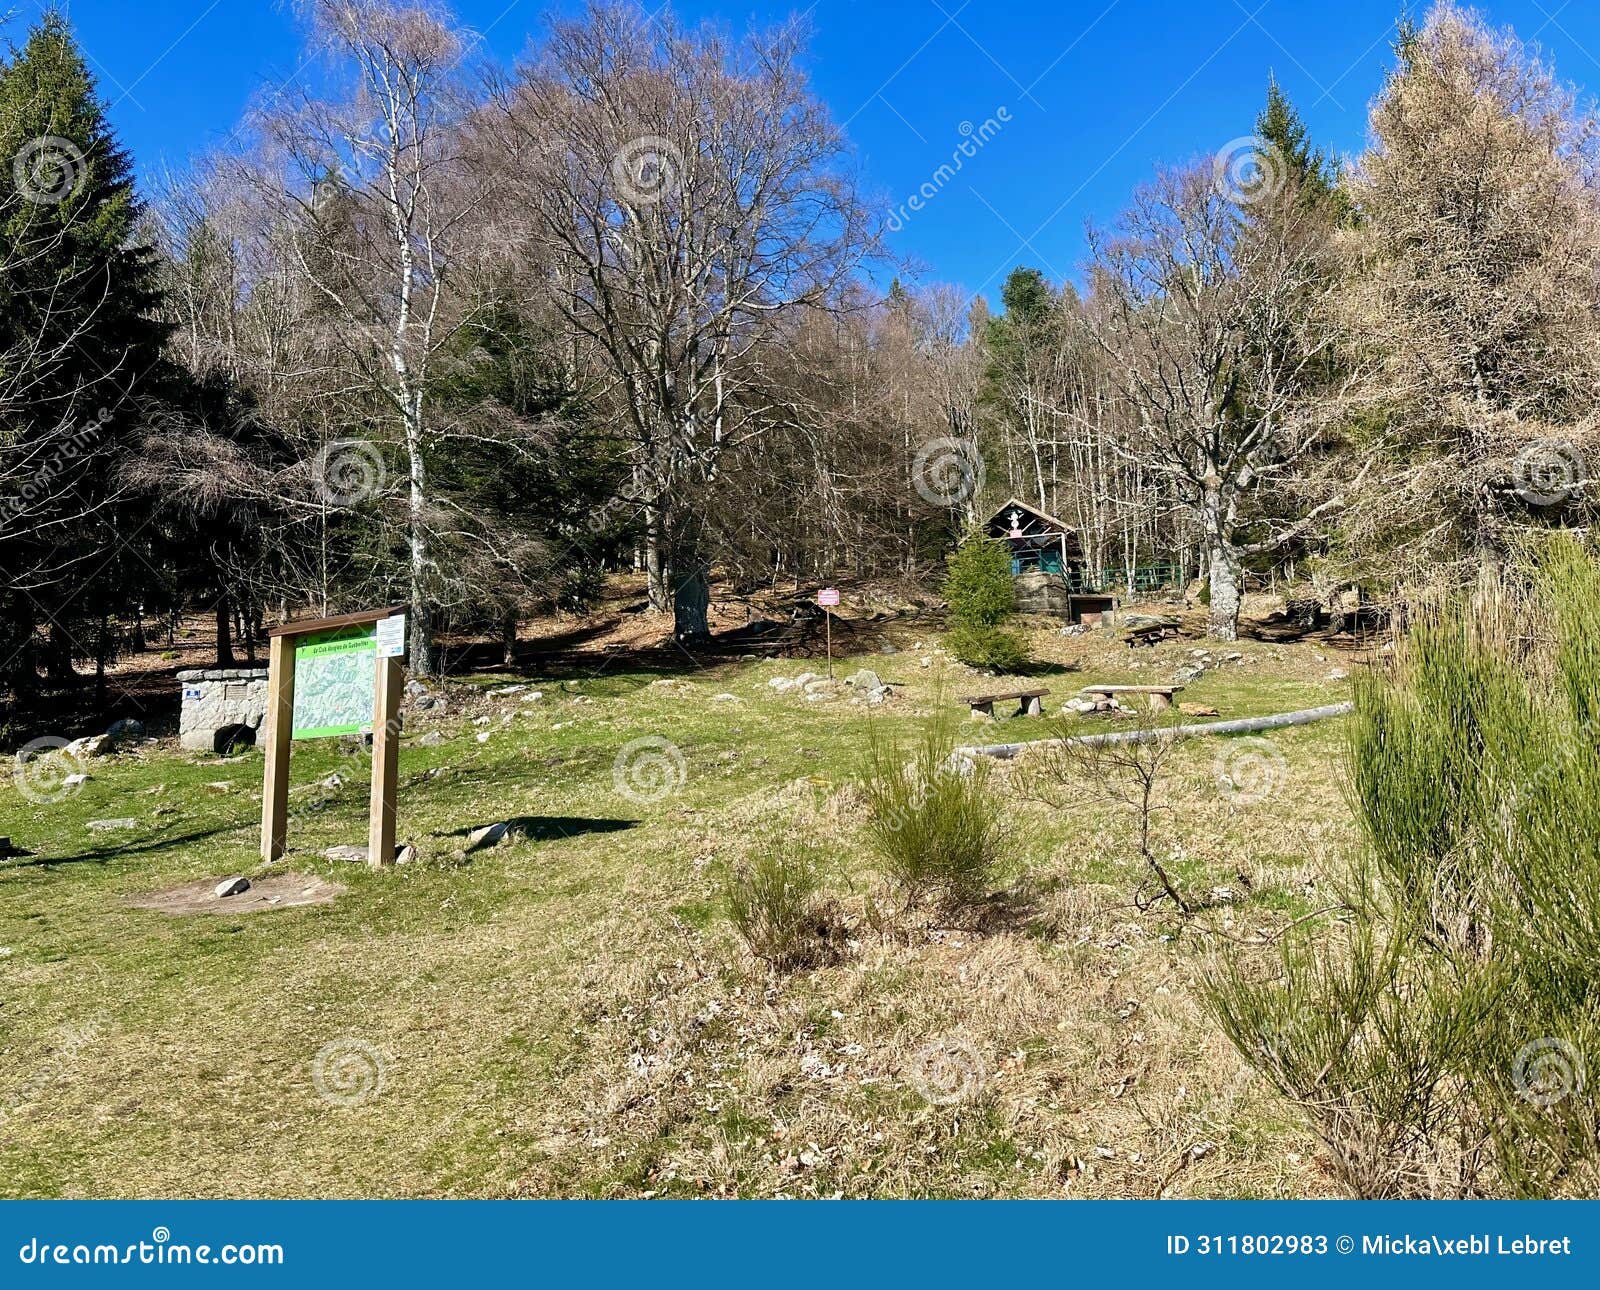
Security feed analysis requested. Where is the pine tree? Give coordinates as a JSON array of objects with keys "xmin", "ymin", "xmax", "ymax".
[
  {"xmin": 1255, "ymin": 75, "xmax": 1350, "ymax": 220},
  {"xmin": 0, "ymin": 9, "xmax": 169, "ymax": 692}
]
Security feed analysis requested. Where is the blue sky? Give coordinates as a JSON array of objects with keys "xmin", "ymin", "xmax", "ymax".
[{"xmin": 19, "ymin": 0, "xmax": 1600, "ymax": 302}]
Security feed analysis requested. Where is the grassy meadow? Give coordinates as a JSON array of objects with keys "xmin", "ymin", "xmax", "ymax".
[{"xmin": 0, "ymin": 612, "xmax": 1360, "ymax": 1198}]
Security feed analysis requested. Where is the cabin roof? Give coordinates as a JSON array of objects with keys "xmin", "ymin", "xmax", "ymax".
[{"xmin": 985, "ymin": 497, "xmax": 1076, "ymax": 535}]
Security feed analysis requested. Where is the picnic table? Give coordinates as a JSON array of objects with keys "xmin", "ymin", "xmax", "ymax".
[
  {"xmin": 1077, "ymin": 683, "xmax": 1185, "ymax": 712},
  {"xmin": 1123, "ymin": 621, "xmax": 1180, "ymax": 647},
  {"xmin": 961, "ymin": 687, "xmax": 1049, "ymax": 718}
]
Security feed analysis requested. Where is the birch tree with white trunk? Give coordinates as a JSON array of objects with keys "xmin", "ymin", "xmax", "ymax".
[{"xmin": 243, "ymin": 0, "xmax": 484, "ymax": 671}]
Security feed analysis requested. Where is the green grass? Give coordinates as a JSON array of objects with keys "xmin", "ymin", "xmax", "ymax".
[{"xmin": 0, "ymin": 627, "xmax": 1357, "ymax": 1197}]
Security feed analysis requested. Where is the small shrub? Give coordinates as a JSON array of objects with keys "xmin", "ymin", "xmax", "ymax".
[
  {"xmin": 943, "ymin": 532, "xmax": 1030, "ymax": 670},
  {"xmin": 860, "ymin": 711, "xmax": 1008, "ymax": 909},
  {"xmin": 1202, "ymin": 537, "xmax": 1600, "ymax": 1198},
  {"xmin": 945, "ymin": 621, "xmax": 1029, "ymax": 673},
  {"xmin": 1023, "ymin": 709, "xmax": 1190, "ymax": 913},
  {"xmin": 722, "ymin": 840, "xmax": 836, "ymax": 971}
]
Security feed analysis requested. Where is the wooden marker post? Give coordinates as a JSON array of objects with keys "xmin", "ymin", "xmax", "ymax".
[
  {"xmin": 259, "ymin": 606, "xmax": 406, "ymax": 867},
  {"xmin": 817, "ymin": 587, "xmax": 840, "ymax": 680},
  {"xmin": 260, "ymin": 633, "xmax": 297, "ymax": 863},
  {"xmin": 367, "ymin": 650, "xmax": 404, "ymax": 867}
]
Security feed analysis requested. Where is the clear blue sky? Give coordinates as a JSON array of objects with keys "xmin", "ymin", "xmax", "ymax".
[{"xmin": 19, "ymin": 0, "xmax": 1600, "ymax": 303}]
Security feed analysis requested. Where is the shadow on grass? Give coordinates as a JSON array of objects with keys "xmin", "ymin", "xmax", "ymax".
[
  {"xmin": 443, "ymin": 815, "xmax": 638, "ymax": 850},
  {"xmin": 1015, "ymin": 658, "xmax": 1084, "ymax": 679},
  {"xmin": 0, "ymin": 825, "xmax": 245, "ymax": 872}
]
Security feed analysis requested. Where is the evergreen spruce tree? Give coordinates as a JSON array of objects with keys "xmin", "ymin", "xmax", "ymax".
[
  {"xmin": 1255, "ymin": 74, "xmax": 1348, "ymax": 216},
  {"xmin": 0, "ymin": 9, "xmax": 168, "ymax": 692}
]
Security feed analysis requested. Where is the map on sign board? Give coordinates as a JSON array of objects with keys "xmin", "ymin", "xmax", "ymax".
[
  {"xmin": 291, "ymin": 625, "xmax": 376, "ymax": 740},
  {"xmin": 375, "ymin": 612, "xmax": 406, "ymax": 658}
]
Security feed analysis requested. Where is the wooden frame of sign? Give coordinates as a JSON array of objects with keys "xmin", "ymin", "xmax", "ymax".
[{"xmin": 260, "ymin": 606, "xmax": 407, "ymax": 868}]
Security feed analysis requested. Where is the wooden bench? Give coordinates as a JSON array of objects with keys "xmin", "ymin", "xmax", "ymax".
[
  {"xmin": 1078, "ymin": 683, "xmax": 1184, "ymax": 711},
  {"xmin": 962, "ymin": 688, "xmax": 1049, "ymax": 718}
]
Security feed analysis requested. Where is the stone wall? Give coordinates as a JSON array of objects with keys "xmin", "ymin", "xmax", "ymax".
[
  {"xmin": 1013, "ymin": 571, "xmax": 1073, "ymax": 617},
  {"xmin": 178, "ymin": 668, "xmax": 269, "ymax": 752},
  {"xmin": 1012, "ymin": 572, "xmax": 1118, "ymax": 624}
]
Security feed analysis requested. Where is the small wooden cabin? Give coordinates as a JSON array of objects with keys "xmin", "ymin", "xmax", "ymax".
[
  {"xmin": 985, "ymin": 498, "xmax": 1082, "ymax": 575},
  {"xmin": 983, "ymin": 499, "xmax": 1116, "ymax": 625}
]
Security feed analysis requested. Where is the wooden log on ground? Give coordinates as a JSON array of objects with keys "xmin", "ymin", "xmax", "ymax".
[{"xmin": 958, "ymin": 702, "xmax": 1354, "ymax": 760}]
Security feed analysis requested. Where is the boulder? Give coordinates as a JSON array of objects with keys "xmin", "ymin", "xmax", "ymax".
[
  {"xmin": 214, "ymin": 876, "xmax": 250, "ymax": 898},
  {"xmin": 86, "ymin": 818, "xmax": 137, "ymax": 831},
  {"xmin": 845, "ymin": 668, "xmax": 883, "ymax": 691},
  {"xmin": 467, "ymin": 821, "xmax": 511, "ymax": 850},
  {"xmin": 67, "ymin": 734, "xmax": 115, "ymax": 759},
  {"xmin": 323, "ymin": 845, "xmax": 369, "ymax": 864},
  {"xmin": 106, "ymin": 718, "xmax": 144, "ymax": 743}
]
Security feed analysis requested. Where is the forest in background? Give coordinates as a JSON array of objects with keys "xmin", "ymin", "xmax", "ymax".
[{"xmin": 4, "ymin": 0, "xmax": 1599, "ymax": 711}]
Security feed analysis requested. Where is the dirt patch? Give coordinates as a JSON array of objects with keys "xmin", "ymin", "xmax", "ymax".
[{"xmin": 125, "ymin": 872, "xmax": 344, "ymax": 916}]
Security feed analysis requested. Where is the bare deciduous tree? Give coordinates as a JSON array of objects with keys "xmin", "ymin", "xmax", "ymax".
[
  {"xmin": 1087, "ymin": 163, "xmax": 1355, "ymax": 639},
  {"xmin": 488, "ymin": 1, "xmax": 876, "ymax": 638}
]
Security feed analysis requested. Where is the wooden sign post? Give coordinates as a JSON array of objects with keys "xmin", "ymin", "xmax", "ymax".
[
  {"xmin": 259, "ymin": 606, "xmax": 406, "ymax": 868},
  {"xmin": 817, "ymin": 588, "xmax": 840, "ymax": 680}
]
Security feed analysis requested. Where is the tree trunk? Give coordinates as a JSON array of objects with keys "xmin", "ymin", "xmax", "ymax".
[
  {"xmin": 1206, "ymin": 536, "xmax": 1241, "ymax": 641},
  {"xmin": 215, "ymin": 597, "xmax": 236, "ymax": 666},
  {"xmin": 45, "ymin": 621, "xmax": 78, "ymax": 684},
  {"xmin": 501, "ymin": 609, "xmax": 518, "ymax": 667},
  {"xmin": 673, "ymin": 560, "xmax": 711, "ymax": 641},
  {"xmin": 644, "ymin": 504, "xmax": 670, "ymax": 613},
  {"xmin": 407, "ymin": 411, "xmax": 434, "ymax": 676}
]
